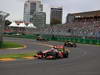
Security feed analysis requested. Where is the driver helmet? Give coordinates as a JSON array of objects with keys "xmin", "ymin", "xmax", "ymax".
[{"xmin": 52, "ymin": 46, "xmax": 57, "ymax": 49}]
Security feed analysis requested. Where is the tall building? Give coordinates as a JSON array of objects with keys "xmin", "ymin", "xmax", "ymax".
[
  {"xmin": 50, "ymin": 7, "xmax": 63, "ymax": 25},
  {"xmin": 23, "ymin": 0, "xmax": 43, "ymax": 22},
  {"xmin": 33, "ymin": 12, "xmax": 46, "ymax": 28}
]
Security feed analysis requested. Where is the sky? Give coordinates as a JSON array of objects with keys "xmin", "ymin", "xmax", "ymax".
[{"xmin": 0, "ymin": 0, "xmax": 100, "ymax": 24}]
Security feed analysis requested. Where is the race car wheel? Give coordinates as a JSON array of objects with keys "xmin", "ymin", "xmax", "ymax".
[
  {"xmin": 67, "ymin": 44, "xmax": 72, "ymax": 47},
  {"xmin": 63, "ymin": 51, "xmax": 69, "ymax": 58},
  {"xmin": 37, "ymin": 51, "xmax": 43, "ymax": 59}
]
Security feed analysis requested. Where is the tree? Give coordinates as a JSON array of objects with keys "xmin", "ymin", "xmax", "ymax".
[
  {"xmin": 5, "ymin": 20, "xmax": 12, "ymax": 26},
  {"xmin": 0, "ymin": 11, "xmax": 9, "ymax": 48}
]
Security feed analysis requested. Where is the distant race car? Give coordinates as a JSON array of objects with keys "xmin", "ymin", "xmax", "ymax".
[
  {"xmin": 36, "ymin": 36, "xmax": 47, "ymax": 41},
  {"xmin": 34, "ymin": 45, "xmax": 69, "ymax": 59},
  {"xmin": 64, "ymin": 41, "xmax": 77, "ymax": 47}
]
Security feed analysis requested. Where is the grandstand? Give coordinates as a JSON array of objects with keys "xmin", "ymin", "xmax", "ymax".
[
  {"xmin": 65, "ymin": 10, "xmax": 100, "ymax": 39},
  {"xmin": 67, "ymin": 10, "xmax": 100, "ymax": 23},
  {"xmin": 31, "ymin": 10, "xmax": 100, "ymax": 39}
]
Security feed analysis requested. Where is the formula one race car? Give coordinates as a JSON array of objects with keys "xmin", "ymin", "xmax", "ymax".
[
  {"xmin": 34, "ymin": 45, "xmax": 69, "ymax": 59},
  {"xmin": 64, "ymin": 41, "xmax": 77, "ymax": 47},
  {"xmin": 36, "ymin": 36, "xmax": 47, "ymax": 41}
]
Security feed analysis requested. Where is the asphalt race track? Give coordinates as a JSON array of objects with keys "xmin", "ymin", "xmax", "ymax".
[{"xmin": 0, "ymin": 37, "xmax": 100, "ymax": 75}]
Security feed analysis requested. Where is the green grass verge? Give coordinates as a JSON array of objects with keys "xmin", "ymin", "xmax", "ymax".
[
  {"xmin": 0, "ymin": 41, "xmax": 24, "ymax": 49},
  {"xmin": 0, "ymin": 52, "xmax": 36, "ymax": 59},
  {"xmin": 4, "ymin": 34, "xmax": 37, "ymax": 39}
]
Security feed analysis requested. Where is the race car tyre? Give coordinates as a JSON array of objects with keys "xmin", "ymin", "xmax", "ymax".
[
  {"xmin": 37, "ymin": 51, "xmax": 43, "ymax": 59},
  {"xmin": 63, "ymin": 51, "xmax": 69, "ymax": 58}
]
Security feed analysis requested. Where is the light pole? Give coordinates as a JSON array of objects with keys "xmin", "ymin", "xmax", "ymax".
[{"xmin": 0, "ymin": 11, "xmax": 9, "ymax": 47}]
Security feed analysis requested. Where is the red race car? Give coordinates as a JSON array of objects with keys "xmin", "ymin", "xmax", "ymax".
[{"xmin": 34, "ymin": 45, "xmax": 69, "ymax": 59}]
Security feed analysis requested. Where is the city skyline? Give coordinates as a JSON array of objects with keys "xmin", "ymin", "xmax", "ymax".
[
  {"xmin": 0, "ymin": 0, "xmax": 100, "ymax": 24},
  {"xmin": 23, "ymin": 0, "xmax": 43, "ymax": 22}
]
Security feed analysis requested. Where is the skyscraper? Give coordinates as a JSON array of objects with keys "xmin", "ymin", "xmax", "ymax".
[
  {"xmin": 23, "ymin": 0, "xmax": 43, "ymax": 22},
  {"xmin": 33, "ymin": 12, "xmax": 46, "ymax": 28},
  {"xmin": 50, "ymin": 7, "xmax": 63, "ymax": 25}
]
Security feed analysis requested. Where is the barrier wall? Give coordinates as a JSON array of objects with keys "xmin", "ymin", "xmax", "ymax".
[
  {"xmin": 5, "ymin": 34, "xmax": 100, "ymax": 45},
  {"xmin": 5, "ymin": 34, "xmax": 38, "ymax": 39},
  {"xmin": 42, "ymin": 34, "xmax": 100, "ymax": 45}
]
